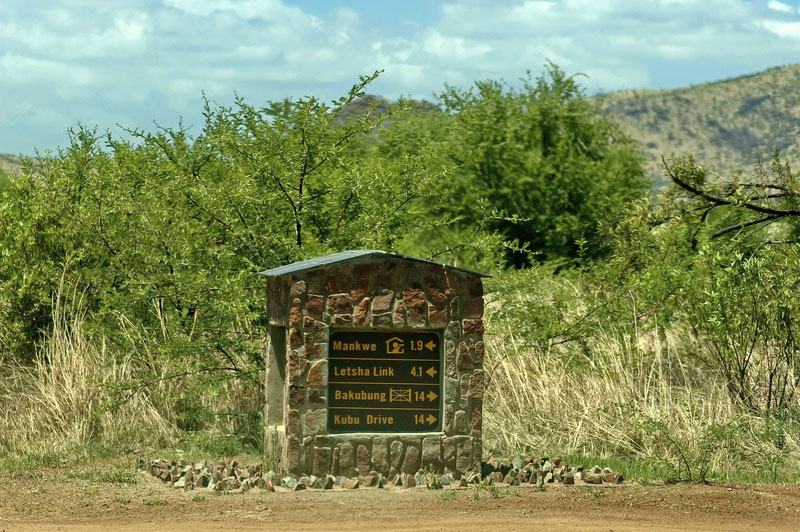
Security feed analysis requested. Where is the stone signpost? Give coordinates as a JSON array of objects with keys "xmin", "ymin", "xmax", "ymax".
[{"xmin": 258, "ymin": 250, "xmax": 488, "ymax": 480}]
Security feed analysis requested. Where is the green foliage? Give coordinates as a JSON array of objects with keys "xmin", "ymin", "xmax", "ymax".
[
  {"xmin": 380, "ymin": 63, "xmax": 648, "ymax": 267},
  {"xmin": 0, "ymin": 72, "xmax": 427, "ymax": 353},
  {"xmin": 437, "ymin": 488, "xmax": 457, "ymax": 501},
  {"xmin": 730, "ymin": 410, "xmax": 795, "ymax": 483},
  {"xmin": 0, "ymin": 72, "xmax": 440, "ymax": 445},
  {"xmin": 422, "ymin": 464, "xmax": 443, "ymax": 489},
  {"xmin": 631, "ymin": 409, "xmax": 735, "ymax": 483}
]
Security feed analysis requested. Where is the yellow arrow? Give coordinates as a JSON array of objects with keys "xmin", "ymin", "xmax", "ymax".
[
  {"xmin": 426, "ymin": 367, "xmax": 437, "ymax": 378},
  {"xmin": 426, "ymin": 414, "xmax": 437, "ymax": 425},
  {"xmin": 426, "ymin": 391, "xmax": 438, "ymax": 402},
  {"xmin": 425, "ymin": 340, "xmax": 436, "ymax": 351}
]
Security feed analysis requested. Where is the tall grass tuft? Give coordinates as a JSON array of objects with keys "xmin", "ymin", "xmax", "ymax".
[
  {"xmin": 483, "ymin": 321, "xmax": 800, "ymax": 481},
  {"xmin": 0, "ymin": 286, "xmax": 173, "ymax": 462}
]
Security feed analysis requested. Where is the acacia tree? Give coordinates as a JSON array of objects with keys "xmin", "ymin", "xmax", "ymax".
[
  {"xmin": 377, "ymin": 63, "xmax": 648, "ymax": 267},
  {"xmin": 595, "ymin": 152, "xmax": 800, "ymax": 415},
  {"xmin": 0, "ymin": 72, "xmax": 433, "ymax": 376},
  {"xmin": 656, "ymin": 153, "xmax": 800, "ymax": 414}
]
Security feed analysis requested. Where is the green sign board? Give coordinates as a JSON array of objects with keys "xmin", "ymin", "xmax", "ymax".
[{"xmin": 328, "ymin": 330, "xmax": 442, "ymax": 433}]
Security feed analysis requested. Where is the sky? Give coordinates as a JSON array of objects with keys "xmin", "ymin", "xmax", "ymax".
[{"xmin": 2, "ymin": 0, "xmax": 800, "ymax": 155}]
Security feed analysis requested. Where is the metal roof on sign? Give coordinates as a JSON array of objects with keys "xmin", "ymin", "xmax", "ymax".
[{"xmin": 256, "ymin": 250, "xmax": 491, "ymax": 278}]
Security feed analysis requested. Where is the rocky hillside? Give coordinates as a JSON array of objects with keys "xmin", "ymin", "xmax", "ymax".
[
  {"xmin": 0, "ymin": 154, "xmax": 25, "ymax": 177},
  {"xmin": 596, "ymin": 64, "xmax": 800, "ymax": 188},
  {"xmin": 5, "ymin": 64, "xmax": 800, "ymax": 190}
]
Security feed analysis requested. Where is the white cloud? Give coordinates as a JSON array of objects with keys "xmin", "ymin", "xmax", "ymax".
[
  {"xmin": 767, "ymin": 0, "xmax": 795, "ymax": 13},
  {"xmin": 763, "ymin": 19, "xmax": 800, "ymax": 38},
  {"xmin": 1, "ymin": 0, "xmax": 800, "ymax": 154}
]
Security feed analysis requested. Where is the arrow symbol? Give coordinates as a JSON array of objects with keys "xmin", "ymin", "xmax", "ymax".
[
  {"xmin": 425, "ymin": 340, "xmax": 436, "ymax": 351},
  {"xmin": 426, "ymin": 391, "xmax": 438, "ymax": 402},
  {"xmin": 426, "ymin": 414, "xmax": 437, "ymax": 425},
  {"xmin": 426, "ymin": 367, "xmax": 437, "ymax": 378}
]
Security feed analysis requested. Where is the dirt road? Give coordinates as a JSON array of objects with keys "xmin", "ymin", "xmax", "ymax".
[{"xmin": 2, "ymin": 463, "xmax": 800, "ymax": 531}]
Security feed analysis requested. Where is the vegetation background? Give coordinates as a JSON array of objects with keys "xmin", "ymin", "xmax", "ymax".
[{"xmin": 2, "ymin": 63, "xmax": 800, "ymax": 484}]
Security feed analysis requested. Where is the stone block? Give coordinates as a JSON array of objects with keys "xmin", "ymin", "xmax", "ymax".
[
  {"xmin": 312, "ymin": 447, "xmax": 332, "ymax": 477},
  {"xmin": 427, "ymin": 285, "xmax": 448, "ymax": 305},
  {"xmin": 456, "ymin": 342, "xmax": 473, "ymax": 371},
  {"xmin": 332, "ymin": 447, "xmax": 340, "ymax": 475},
  {"xmin": 327, "ymin": 293, "xmax": 352, "ymax": 314},
  {"xmin": 290, "ymin": 298, "xmax": 302, "ymax": 326},
  {"xmin": 407, "ymin": 306, "xmax": 426, "ymax": 326},
  {"xmin": 313, "ymin": 321, "xmax": 329, "ymax": 343},
  {"xmin": 403, "ymin": 284, "xmax": 426, "ymax": 309},
  {"xmin": 444, "ymin": 403, "xmax": 455, "ymax": 434},
  {"xmin": 371, "ymin": 438, "xmax": 390, "ymax": 474},
  {"xmin": 429, "ymin": 305, "xmax": 447, "ymax": 326},
  {"xmin": 401, "ymin": 445, "xmax": 419, "ymax": 474},
  {"xmin": 371, "ymin": 313, "xmax": 392, "ymax": 327},
  {"xmin": 307, "ymin": 360, "xmax": 327, "ymax": 387},
  {"xmin": 303, "ymin": 436, "xmax": 313, "ymax": 471},
  {"xmin": 422, "ymin": 437, "xmax": 442, "ymax": 471},
  {"xmin": 454, "ymin": 410, "xmax": 468, "ymax": 434},
  {"xmin": 285, "ymin": 436, "xmax": 300, "ymax": 472},
  {"xmin": 372, "ymin": 289, "xmax": 394, "ymax": 313},
  {"xmin": 445, "ymin": 340, "xmax": 457, "ymax": 378},
  {"xmin": 324, "ymin": 275, "xmax": 349, "ymax": 293},
  {"xmin": 286, "ymin": 408, "xmax": 300, "ymax": 436},
  {"xmin": 471, "ymin": 399, "xmax": 482, "ymax": 436},
  {"xmin": 392, "ymin": 300, "xmax": 406, "ymax": 326},
  {"xmin": 456, "ymin": 438, "xmax": 473, "ymax": 474},
  {"xmin": 308, "ymin": 389, "xmax": 325, "ymax": 404},
  {"xmin": 469, "ymin": 370, "xmax": 484, "ymax": 398},
  {"xmin": 306, "ymin": 295, "xmax": 323, "ymax": 317},
  {"xmin": 289, "ymin": 328, "xmax": 303, "ymax": 348},
  {"xmin": 460, "ymin": 375, "xmax": 470, "ymax": 408},
  {"xmin": 303, "ymin": 408, "xmax": 326, "ymax": 435},
  {"xmin": 462, "ymin": 319, "xmax": 484, "ymax": 336},
  {"xmin": 312, "ymin": 342, "xmax": 327, "ymax": 359},
  {"xmin": 357, "ymin": 444, "xmax": 371, "ymax": 476},
  {"xmin": 473, "ymin": 341, "xmax": 485, "ymax": 365},
  {"xmin": 464, "ymin": 297, "xmax": 484, "ymax": 319},
  {"xmin": 444, "ymin": 376, "xmax": 458, "ymax": 405},
  {"xmin": 339, "ymin": 442, "xmax": 355, "ymax": 470},
  {"xmin": 390, "ymin": 440, "xmax": 404, "ymax": 470},
  {"xmin": 332, "ymin": 313, "xmax": 352, "ymax": 325},
  {"xmin": 288, "ymin": 384, "xmax": 305, "ymax": 408},
  {"xmin": 353, "ymin": 298, "xmax": 370, "ymax": 325},
  {"xmin": 445, "ymin": 320, "xmax": 460, "ymax": 340},
  {"xmin": 349, "ymin": 279, "xmax": 369, "ymax": 303},
  {"xmin": 290, "ymin": 281, "xmax": 306, "ymax": 298}
]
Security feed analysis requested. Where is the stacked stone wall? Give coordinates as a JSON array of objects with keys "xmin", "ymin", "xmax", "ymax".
[{"xmin": 266, "ymin": 256, "xmax": 485, "ymax": 479}]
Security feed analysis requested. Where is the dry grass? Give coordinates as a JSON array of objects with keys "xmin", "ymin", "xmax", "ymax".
[
  {"xmin": 0, "ymin": 277, "xmax": 266, "ymax": 464},
  {"xmin": 0, "ymin": 291, "xmax": 173, "ymax": 460},
  {"xmin": 482, "ymin": 320, "xmax": 800, "ymax": 478}
]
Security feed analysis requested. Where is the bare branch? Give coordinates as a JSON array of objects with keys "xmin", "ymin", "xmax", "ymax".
[{"xmin": 712, "ymin": 214, "xmax": 784, "ymax": 238}]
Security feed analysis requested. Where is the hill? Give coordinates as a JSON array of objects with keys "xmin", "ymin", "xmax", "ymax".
[
  {"xmin": 0, "ymin": 154, "xmax": 25, "ymax": 177},
  {"xmin": 6, "ymin": 64, "xmax": 800, "ymax": 190},
  {"xmin": 335, "ymin": 94, "xmax": 440, "ymax": 128},
  {"xmin": 595, "ymin": 64, "xmax": 800, "ymax": 188}
]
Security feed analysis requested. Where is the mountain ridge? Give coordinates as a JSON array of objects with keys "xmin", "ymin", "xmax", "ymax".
[{"xmin": 594, "ymin": 64, "xmax": 800, "ymax": 187}]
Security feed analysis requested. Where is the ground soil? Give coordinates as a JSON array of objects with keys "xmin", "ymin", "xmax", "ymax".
[{"xmin": 2, "ymin": 459, "xmax": 800, "ymax": 531}]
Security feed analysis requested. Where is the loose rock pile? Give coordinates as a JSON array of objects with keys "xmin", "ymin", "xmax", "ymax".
[
  {"xmin": 478, "ymin": 455, "xmax": 623, "ymax": 486},
  {"xmin": 141, "ymin": 455, "xmax": 623, "ymax": 492},
  {"xmin": 142, "ymin": 458, "xmax": 276, "ymax": 492}
]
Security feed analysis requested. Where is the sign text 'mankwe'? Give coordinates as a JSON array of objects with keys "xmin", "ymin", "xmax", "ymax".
[{"xmin": 332, "ymin": 340, "xmax": 376, "ymax": 352}]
